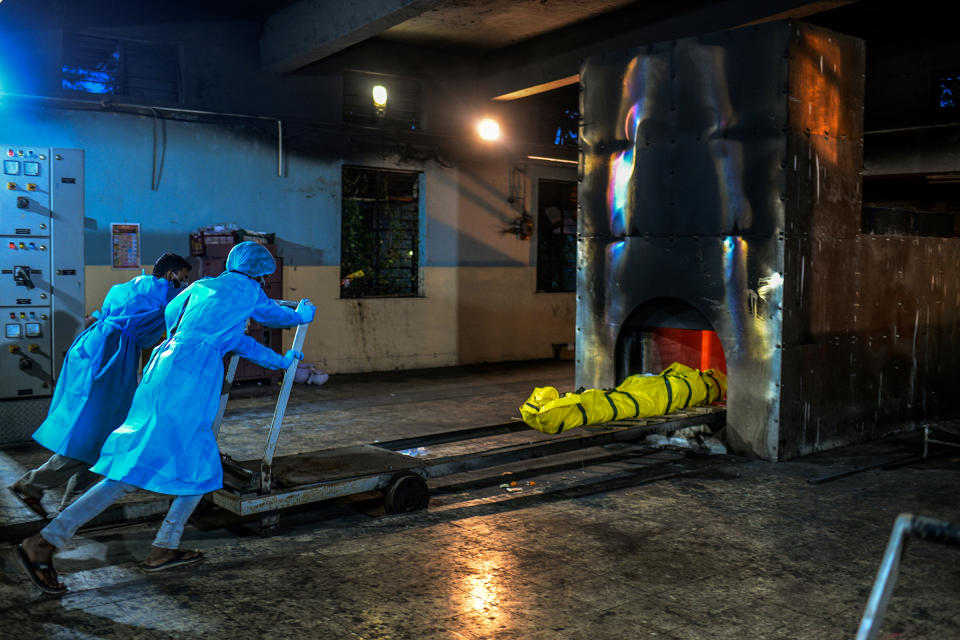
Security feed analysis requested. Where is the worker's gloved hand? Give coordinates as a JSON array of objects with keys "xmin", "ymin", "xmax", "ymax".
[
  {"xmin": 280, "ymin": 349, "xmax": 304, "ymax": 369},
  {"xmin": 295, "ymin": 299, "xmax": 316, "ymax": 324}
]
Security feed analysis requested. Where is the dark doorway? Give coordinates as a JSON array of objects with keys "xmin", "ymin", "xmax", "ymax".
[{"xmin": 536, "ymin": 179, "xmax": 577, "ymax": 292}]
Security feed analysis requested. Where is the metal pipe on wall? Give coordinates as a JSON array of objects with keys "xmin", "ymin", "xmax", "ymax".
[
  {"xmin": 1, "ymin": 92, "xmax": 288, "ymax": 177},
  {"xmin": 277, "ymin": 120, "xmax": 283, "ymax": 178}
]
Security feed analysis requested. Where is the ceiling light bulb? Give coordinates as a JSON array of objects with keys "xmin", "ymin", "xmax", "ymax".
[
  {"xmin": 372, "ymin": 85, "xmax": 388, "ymax": 109},
  {"xmin": 477, "ymin": 118, "xmax": 501, "ymax": 141}
]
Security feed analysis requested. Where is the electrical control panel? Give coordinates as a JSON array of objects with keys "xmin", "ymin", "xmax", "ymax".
[{"xmin": 1, "ymin": 146, "xmax": 84, "ymax": 401}]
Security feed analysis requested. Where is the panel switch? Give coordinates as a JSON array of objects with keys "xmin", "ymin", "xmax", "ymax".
[
  {"xmin": 26, "ymin": 183, "xmax": 37, "ymax": 192},
  {"xmin": 6, "ymin": 182, "xmax": 16, "ymax": 190}
]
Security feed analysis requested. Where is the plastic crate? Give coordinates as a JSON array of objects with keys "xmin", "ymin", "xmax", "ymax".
[{"xmin": 235, "ymin": 229, "xmax": 275, "ymax": 245}]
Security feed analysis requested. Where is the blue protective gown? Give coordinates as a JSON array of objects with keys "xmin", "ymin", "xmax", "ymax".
[
  {"xmin": 31, "ymin": 276, "xmax": 178, "ymax": 465},
  {"xmin": 90, "ymin": 272, "xmax": 301, "ymax": 495}
]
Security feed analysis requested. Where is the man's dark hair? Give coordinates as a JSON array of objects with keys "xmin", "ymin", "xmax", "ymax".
[{"xmin": 152, "ymin": 253, "xmax": 192, "ymax": 277}]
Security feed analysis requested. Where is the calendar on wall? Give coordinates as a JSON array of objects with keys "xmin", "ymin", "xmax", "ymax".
[{"xmin": 111, "ymin": 223, "xmax": 141, "ymax": 269}]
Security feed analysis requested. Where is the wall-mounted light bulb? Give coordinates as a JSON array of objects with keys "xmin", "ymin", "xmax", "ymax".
[
  {"xmin": 477, "ymin": 118, "xmax": 501, "ymax": 141},
  {"xmin": 372, "ymin": 85, "xmax": 388, "ymax": 115}
]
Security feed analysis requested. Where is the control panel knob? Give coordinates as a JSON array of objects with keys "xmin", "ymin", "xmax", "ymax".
[
  {"xmin": 19, "ymin": 357, "xmax": 31, "ymax": 370},
  {"xmin": 13, "ymin": 265, "xmax": 34, "ymax": 289}
]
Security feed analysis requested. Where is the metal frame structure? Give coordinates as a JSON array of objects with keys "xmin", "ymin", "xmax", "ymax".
[
  {"xmin": 578, "ymin": 21, "xmax": 867, "ymax": 461},
  {"xmin": 856, "ymin": 513, "xmax": 960, "ymax": 640}
]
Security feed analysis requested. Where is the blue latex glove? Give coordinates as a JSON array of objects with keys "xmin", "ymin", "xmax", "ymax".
[
  {"xmin": 295, "ymin": 299, "xmax": 316, "ymax": 324},
  {"xmin": 281, "ymin": 349, "xmax": 304, "ymax": 369}
]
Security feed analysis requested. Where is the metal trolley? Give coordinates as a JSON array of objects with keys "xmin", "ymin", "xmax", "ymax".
[{"xmin": 209, "ymin": 302, "xmax": 727, "ymax": 535}]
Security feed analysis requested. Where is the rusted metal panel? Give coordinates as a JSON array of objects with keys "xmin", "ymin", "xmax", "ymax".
[{"xmin": 780, "ymin": 234, "xmax": 960, "ymax": 458}]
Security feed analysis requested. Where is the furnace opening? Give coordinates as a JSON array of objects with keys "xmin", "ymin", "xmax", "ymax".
[{"xmin": 615, "ymin": 297, "xmax": 727, "ymax": 384}]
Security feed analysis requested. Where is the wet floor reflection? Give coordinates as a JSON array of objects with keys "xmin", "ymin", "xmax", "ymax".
[{"xmin": 452, "ymin": 538, "xmax": 521, "ymax": 636}]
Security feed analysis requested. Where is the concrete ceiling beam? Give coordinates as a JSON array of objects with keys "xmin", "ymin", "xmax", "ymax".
[
  {"xmin": 484, "ymin": 0, "xmax": 856, "ymax": 101},
  {"xmin": 261, "ymin": 0, "xmax": 445, "ymax": 73}
]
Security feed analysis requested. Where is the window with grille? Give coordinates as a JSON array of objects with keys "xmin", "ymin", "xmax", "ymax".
[
  {"xmin": 536, "ymin": 179, "xmax": 578, "ymax": 292},
  {"xmin": 62, "ymin": 32, "xmax": 181, "ymax": 103},
  {"xmin": 341, "ymin": 167, "xmax": 421, "ymax": 298},
  {"xmin": 342, "ymin": 73, "xmax": 420, "ymax": 130}
]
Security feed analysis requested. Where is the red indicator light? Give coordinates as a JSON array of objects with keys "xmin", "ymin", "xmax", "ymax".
[
  {"xmin": 6, "ymin": 150, "xmax": 12, "ymax": 157},
  {"xmin": 8, "ymin": 242, "xmax": 15, "ymax": 250}
]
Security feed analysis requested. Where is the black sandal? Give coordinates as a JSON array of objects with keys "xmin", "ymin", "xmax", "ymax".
[
  {"xmin": 139, "ymin": 549, "xmax": 204, "ymax": 573},
  {"xmin": 8, "ymin": 485, "xmax": 48, "ymax": 519},
  {"xmin": 14, "ymin": 544, "xmax": 66, "ymax": 595}
]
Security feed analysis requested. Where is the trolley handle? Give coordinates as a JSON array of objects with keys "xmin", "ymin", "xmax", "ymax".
[{"xmin": 210, "ymin": 298, "xmax": 309, "ymax": 440}]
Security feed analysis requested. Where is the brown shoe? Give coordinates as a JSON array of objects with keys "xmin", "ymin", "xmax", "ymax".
[{"xmin": 9, "ymin": 484, "xmax": 48, "ymax": 518}]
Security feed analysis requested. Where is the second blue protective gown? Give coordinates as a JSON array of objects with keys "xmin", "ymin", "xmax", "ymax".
[
  {"xmin": 90, "ymin": 270, "xmax": 301, "ymax": 495},
  {"xmin": 31, "ymin": 275, "xmax": 177, "ymax": 464}
]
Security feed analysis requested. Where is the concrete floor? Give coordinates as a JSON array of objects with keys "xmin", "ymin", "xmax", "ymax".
[{"xmin": 1, "ymin": 360, "xmax": 958, "ymax": 639}]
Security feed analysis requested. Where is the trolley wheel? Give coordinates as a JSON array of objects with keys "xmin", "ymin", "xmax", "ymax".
[{"xmin": 383, "ymin": 472, "xmax": 430, "ymax": 515}]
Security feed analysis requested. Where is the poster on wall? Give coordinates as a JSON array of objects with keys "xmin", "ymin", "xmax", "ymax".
[{"xmin": 111, "ymin": 223, "xmax": 141, "ymax": 269}]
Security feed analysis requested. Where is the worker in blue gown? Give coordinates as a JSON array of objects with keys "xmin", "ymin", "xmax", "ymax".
[
  {"xmin": 15, "ymin": 242, "xmax": 316, "ymax": 594},
  {"xmin": 9, "ymin": 253, "xmax": 192, "ymax": 518}
]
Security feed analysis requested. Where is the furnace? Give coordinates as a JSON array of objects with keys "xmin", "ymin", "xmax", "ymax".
[{"xmin": 578, "ymin": 21, "xmax": 872, "ymax": 459}]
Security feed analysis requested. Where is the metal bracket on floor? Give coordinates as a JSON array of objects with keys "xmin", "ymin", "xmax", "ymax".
[
  {"xmin": 922, "ymin": 424, "xmax": 960, "ymax": 458},
  {"xmin": 809, "ymin": 422, "xmax": 960, "ymax": 484},
  {"xmin": 856, "ymin": 513, "xmax": 960, "ymax": 640}
]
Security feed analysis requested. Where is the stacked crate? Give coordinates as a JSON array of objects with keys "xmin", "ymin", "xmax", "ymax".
[{"xmin": 190, "ymin": 230, "xmax": 283, "ymax": 385}]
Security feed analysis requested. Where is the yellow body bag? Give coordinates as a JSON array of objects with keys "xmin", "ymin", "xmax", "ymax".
[{"xmin": 519, "ymin": 362, "xmax": 726, "ymax": 435}]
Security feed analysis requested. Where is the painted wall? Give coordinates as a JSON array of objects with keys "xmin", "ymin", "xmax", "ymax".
[{"xmin": 0, "ymin": 12, "xmax": 576, "ymax": 373}]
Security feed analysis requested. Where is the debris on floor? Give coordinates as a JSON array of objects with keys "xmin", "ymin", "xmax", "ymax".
[
  {"xmin": 397, "ymin": 446, "xmax": 430, "ymax": 457},
  {"xmin": 644, "ymin": 429, "xmax": 728, "ymax": 455},
  {"xmin": 294, "ymin": 363, "xmax": 329, "ymax": 385}
]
